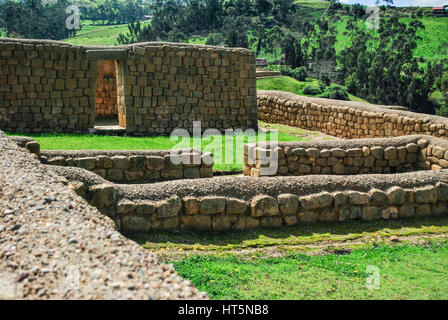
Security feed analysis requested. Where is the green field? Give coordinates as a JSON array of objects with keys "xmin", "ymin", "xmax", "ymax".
[
  {"xmin": 132, "ymin": 215, "xmax": 448, "ymax": 300},
  {"xmin": 59, "ymin": 2, "xmax": 448, "ymax": 63},
  {"xmin": 63, "ymin": 20, "xmax": 152, "ymax": 46},
  {"xmin": 6, "ymin": 121, "xmax": 312, "ymax": 172},
  {"xmin": 173, "ymin": 241, "xmax": 448, "ymax": 299},
  {"xmin": 256, "ymin": 76, "xmax": 367, "ymax": 102}
]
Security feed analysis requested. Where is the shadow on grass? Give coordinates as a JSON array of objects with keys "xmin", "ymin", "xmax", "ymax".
[{"xmin": 127, "ymin": 216, "xmax": 448, "ymax": 249}]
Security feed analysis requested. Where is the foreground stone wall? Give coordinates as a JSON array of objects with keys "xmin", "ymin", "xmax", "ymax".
[
  {"xmin": 0, "ymin": 131, "xmax": 207, "ymax": 299},
  {"xmin": 52, "ymin": 166, "xmax": 448, "ymax": 232},
  {"xmin": 258, "ymin": 90, "xmax": 448, "ymax": 140},
  {"xmin": 41, "ymin": 149, "xmax": 214, "ymax": 183},
  {"xmin": 244, "ymin": 135, "xmax": 448, "ymax": 177},
  {"xmin": 0, "ymin": 38, "xmax": 257, "ymax": 135}
]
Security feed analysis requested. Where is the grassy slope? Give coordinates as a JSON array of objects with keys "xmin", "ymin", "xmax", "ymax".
[
  {"xmin": 173, "ymin": 240, "xmax": 448, "ymax": 299},
  {"xmin": 256, "ymin": 76, "xmax": 368, "ymax": 102}
]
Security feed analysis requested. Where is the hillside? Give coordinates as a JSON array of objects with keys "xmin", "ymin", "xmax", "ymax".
[{"xmin": 62, "ymin": 0, "xmax": 448, "ymax": 62}]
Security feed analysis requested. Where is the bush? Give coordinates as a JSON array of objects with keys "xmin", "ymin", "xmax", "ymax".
[
  {"xmin": 265, "ymin": 65, "xmax": 308, "ymax": 81},
  {"xmin": 319, "ymin": 84, "xmax": 350, "ymax": 101},
  {"xmin": 206, "ymin": 33, "xmax": 225, "ymax": 46},
  {"xmin": 303, "ymin": 84, "xmax": 322, "ymax": 95}
]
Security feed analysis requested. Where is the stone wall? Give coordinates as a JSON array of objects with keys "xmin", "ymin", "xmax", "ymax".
[
  {"xmin": 243, "ymin": 135, "xmax": 448, "ymax": 177},
  {"xmin": 41, "ymin": 149, "xmax": 214, "ymax": 183},
  {"xmin": 96, "ymin": 60, "xmax": 118, "ymax": 117},
  {"xmin": 0, "ymin": 39, "xmax": 95, "ymax": 133},
  {"xmin": 258, "ymin": 90, "xmax": 448, "ymax": 140},
  {"xmin": 0, "ymin": 38, "xmax": 257, "ymax": 135},
  {"xmin": 50, "ymin": 167, "xmax": 448, "ymax": 232}
]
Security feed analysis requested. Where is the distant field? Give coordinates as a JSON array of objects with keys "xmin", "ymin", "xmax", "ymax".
[
  {"xmin": 63, "ymin": 20, "xmax": 151, "ymax": 46},
  {"xmin": 256, "ymin": 76, "xmax": 367, "ymax": 102}
]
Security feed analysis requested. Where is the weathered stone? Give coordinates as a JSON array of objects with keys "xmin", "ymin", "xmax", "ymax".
[
  {"xmin": 333, "ymin": 192, "xmax": 347, "ymax": 206},
  {"xmin": 299, "ymin": 192, "xmax": 333, "ymax": 210},
  {"xmin": 384, "ymin": 147, "xmax": 398, "ymax": 160},
  {"xmin": 347, "ymin": 148, "xmax": 363, "ymax": 158},
  {"xmin": 183, "ymin": 197, "xmax": 200, "ymax": 215},
  {"xmin": 226, "ymin": 198, "xmax": 248, "ymax": 215},
  {"xmin": 260, "ymin": 217, "xmax": 283, "ymax": 227},
  {"xmin": 116, "ymin": 200, "xmax": 137, "ymax": 215},
  {"xmin": 180, "ymin": 215, "xmax": 211, "ymax": 230},
  {"xmin": 147, "ymin": 156, "xmax": 164, "ymax": 170},
  {"xmin": 234, "ymin": 217, "xmax": 260, "ymax": 230},
  {"xmin": 382, "ymin": 206, "xmax": 398, "ymax": 219},
  {"xmin": 200, "ymin": 197, "xmax": 226, "ymax": 215},
  {"xmin": 112, "ymin": 156, "xmax": 128, "ymax": 169},
  {"xmin": 129, "ymin": 156, "xmax": 146, "ymax": 169},
  {"xmin": 251, "ymin": 195, "xmax": 279, "ymax": 217},
  {"xmin": 298, "ymin": 211, "xmax": 318, "ymax": 223},
  {"xmin": 371, "ymin": 146, "xmax": 384, "ymax": 160},
  {"xmin": 415, "ymin": 204, "xmax": 431, "ymax": 217},
  {"xmin": 362, "ymin": 206, "xmax": 381, "ymax": 221},
  {"xmin": 69, "ymin": 181, "xmax": 85, "ymax": 197},
  {"xmin": 369, "ymin": 188, "xmax": 388, "ymax": 206},
  {"xmin": 157, "ymin": 196, "xmax": 182, "ymax": 218},
  {"xmin": 436, "ymin": 182, "xmax": 448, "ymax": 201},
  {"xmin": 135, "ymin": 201, "xmax": 157, "ymax": 215},
  {"xmin": 122, "ymin": 215, "xmax": 151, "ymax": 232},
  {"xmin": 75, "ymin": 157, "xmax": 96, "ymax": 170},
  {"xmin": 318, "ymin": 208, "xmax": 338, "ymax": 222},
  {"xmin": 87, "ymin": 184, "xmax": 116, "ymax": 208},
  {"xmin": 96, "ymin": 156, "xmax": 114, "ymax": 169},
  {"xmin": 330, "ymin": 148, "xmax": 346, "ymax": 158},
  {"xmin": 284, "ymin": 215, "xmax": 298, "ymax": 226},
  {"xmin": 405, "ymin": 143, "xmax": 419, "ymax": 153},
  {"xmin": 212, "ymin": 215, "xmax": 236, "ymax": 231},
  {"xmin": 25, "ymin": 141, "xmax": 40, "ymax": 155},
  {"xmin": 278, "ymin": 194, "xmax": 299, "ymax": 215},
  {"xmin": 306, "ymin": 148, "xmax": 320, "ymax": 158},
  {"xmin": 414, "ymin": 185, "xmax": 437, "ymax": 204},
  {"xmin": 386, "ymin": 186, "xmax": 406, "ymax": 205},
  {"xmin": 347, "ymin": 191, "xmax": 369, "ymax": 205},
  {"xmin": 183, "ymin": 167, "xmax": 200, "ymax": 179},
  {"xmin": 398, "ymin": 205, "xmax": 415, "ymax": 218}
]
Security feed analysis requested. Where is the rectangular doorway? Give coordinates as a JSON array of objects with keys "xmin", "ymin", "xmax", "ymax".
[{"xmin": 94, "ymin": 60, "xmax": 126, "ymax": 132}]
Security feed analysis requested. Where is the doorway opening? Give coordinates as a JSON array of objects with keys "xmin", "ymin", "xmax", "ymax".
[{"xmin": 94, "ymin": 60, "xmax": 125, "ymax": 133}]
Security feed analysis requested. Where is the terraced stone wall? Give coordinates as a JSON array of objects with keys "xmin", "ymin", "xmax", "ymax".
[
  {"xmin": 41, "ymin": 149, "xmax": 214, "ymax": 184},
  {"xmin": 243, "ymin": 135, "xmax": 448, "ymax": 177},
  {"xmin": 258, "ymin": 91, "xmax": 448, "ymax": 140}
]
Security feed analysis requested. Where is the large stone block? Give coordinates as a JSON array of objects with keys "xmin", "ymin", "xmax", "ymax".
[
  {"xmin": 200, "ymin": 197, "xmax": 226, "ymax": 215},
  {"xmin": 278, "ymin": 194, "xmax": 299, "ymax": 215},
  {"xmin": 88, "ymin": 184, "xmax": 116, "ymax": 208},
  {"xmin": 157, "ymin": 196, "xmax": 182, "ymax": 218},
  {"xmin": 251, "ymin": 195, "xmax": 279, "ymax": 217}
]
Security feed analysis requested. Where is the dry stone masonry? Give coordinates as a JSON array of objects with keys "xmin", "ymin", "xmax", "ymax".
[
  {"xmin": 41, "ymin": 149, "xmax": 214, "ymax": 183},
  {"xmin": 0, "ymin": 38, "xmax": 257, "ymax": 135},
  {"xmin": 243, "ymin": 135, "xmax": 448, "ymax": 177},
  {"xmin": 258, "ymin": 90, "xmax": 448, "ymax": 139}
]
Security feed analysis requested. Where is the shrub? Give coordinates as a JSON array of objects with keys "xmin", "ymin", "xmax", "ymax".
[
  {"xmin": 319, "ymin": 84, "xmax": 350, "ymax": 101},
  {"xmin": 265, "ymin": 65, "xmax": 308, "ymax": 81},
  {"xmin": 303, "ymin": 84, "xmax": 322, "ymax": 95},
  {"xmin": 206, "ymin": 33, "xmax": 225, "ymax": 46}
]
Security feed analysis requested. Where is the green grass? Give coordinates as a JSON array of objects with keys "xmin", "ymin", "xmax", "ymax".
[
  {"xmin": 6, "ymin": 121, "xmax": 309, "ymax": 172},
  {"xmin": 256, "ymin": 76, "xmax": 368, "ymax": 102},
  {"xmin": 135, "ymin": 216, "xmax": 448, "ymax": 254},
  {"xmin": 173, "ymin": 240, "xmax": 448, "ymax": 299},
  {"xmin": 63, "ymin": 20, "xmax": 152, "ymax": 46}
]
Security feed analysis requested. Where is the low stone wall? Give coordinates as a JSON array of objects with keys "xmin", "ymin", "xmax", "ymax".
[
  {"xmin": 258, "ymin": 90, "xmax": 448, "ymax": 139},
  {"xmin": 0, "ymin": 131, "xmax": 207, "ymax": 299},
  {"xmin": 41, "ymin": 149, "xmax": 213, "ymax": 183},
  {"xmin": 50, "ymin": 166, "xmax": 448, "ymax": 232},
  {"xmin": 243, "ymin": 135, "xmax": 448, "ymax": 177}
]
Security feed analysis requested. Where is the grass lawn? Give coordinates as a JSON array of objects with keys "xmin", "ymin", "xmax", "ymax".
[
  {"xmin": 6, "ymin": 121, "xmax": 312, "ymax": 172},
  {"xmin": 62, "ymin": 20, "xmax": 152, "ymax": 46},
  {"xmin": 173, "ymin": 241, "xmax": 448, "ymax": 299},
  {"xmin": 131, "ymin": 215, "xmax": 448, "ymax": 300}
]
